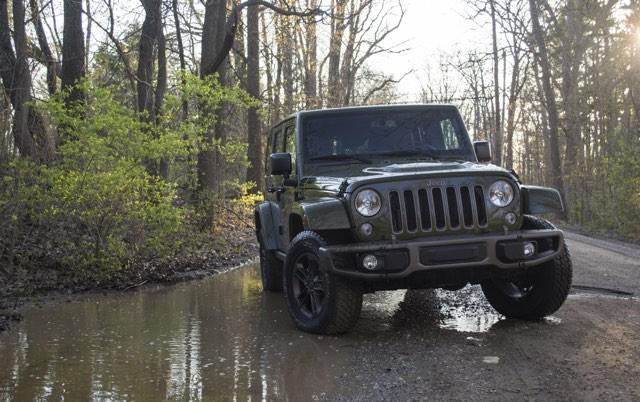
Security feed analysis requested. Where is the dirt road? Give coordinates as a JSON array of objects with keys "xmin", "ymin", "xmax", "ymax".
[{"xmin": 0, "ymin": 232, "xmax": 638, "ymax": 401}]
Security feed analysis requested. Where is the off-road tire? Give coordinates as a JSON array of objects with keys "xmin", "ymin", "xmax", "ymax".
[
  {"xmin": 284, "ymin": 231, "xmax": 363, "ymax": 334},
  {"xmin": 259, "ymin": 239, "xmax": 283, "ymax": 292},
  {"xmin": 481, "ymin": 215, "xmax": 573, "ymax": 319}
]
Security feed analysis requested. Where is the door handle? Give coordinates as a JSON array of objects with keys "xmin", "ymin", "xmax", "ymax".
[
  {"xmin": 267, "ymin": 186, "xmax": 285, "ymax": 194},
  {"xmin": 267, "ymin": 186, "xmax": 286, "ymax": 201}
]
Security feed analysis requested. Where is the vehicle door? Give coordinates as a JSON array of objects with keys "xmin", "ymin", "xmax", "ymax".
[
  {"xmin": 279, "ymin": 121, "xmax": 299, "ymax": 250},
  {"xmin": 265, "ymin": 125, "xmax": 285, "ymax": 250}
]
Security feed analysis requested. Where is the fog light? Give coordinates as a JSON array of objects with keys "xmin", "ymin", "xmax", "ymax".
[
  {"xmin": 505, "ymin": 212, "xmax": 517, "ymax": 225},
  {"xmin": 523, "ymin": 242, "xmax": 535, "ymax": 258},
  {"xmin": 362, "ymin": 254, "xmax": 378, "ymax": 270},
  {"xmin": 360, "ymin": 223, "xmax": 373, "ymax": 237}
]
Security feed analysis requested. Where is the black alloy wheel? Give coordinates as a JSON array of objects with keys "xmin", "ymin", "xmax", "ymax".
[
  {"xmin": 291, "ymin": 252, "xmax": 328, "ymax": 318},
  {"xmin": 284, "ymin": 231, "xmax": 363, "ymax": 334}
]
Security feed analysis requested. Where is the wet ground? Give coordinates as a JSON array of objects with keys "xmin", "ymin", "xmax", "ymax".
[{"xmin": 1, "ymin": 232, "xmax": 639, "ymax": 401}]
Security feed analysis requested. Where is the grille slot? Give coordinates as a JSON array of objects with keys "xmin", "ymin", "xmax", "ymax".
[
  {"xmin": 418, "ymin": 189, "xmax": 431, "ymax": 230},
  {"xmin": 474, "ymin": 186, "xmax": 487, "ymax": 226},
  {"xmin": 388, "ymin": 184, "xmax": 489, "ymax": 234},
  {"xmin": 460, "ymin": 187, "xmax": 474, "ymax": 227},
  {"xmin": 446, "ymin": 187, "xmax": 460, "ymax": 228},
  {"xmin": 389, "ymin": 191, "xmax": 402, "ymax": 232},
  {"xmin": 432, "ymin": 188, "xmax": 446, "ymax": 229},
  {"xmin": 403, "ymin": 190, "xmax": 418, "ymax": 232}
]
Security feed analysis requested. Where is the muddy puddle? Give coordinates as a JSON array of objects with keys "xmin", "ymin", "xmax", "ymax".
[{"xmin": 0, "ymin": 264, "xmax": 571, "ymax": 401}]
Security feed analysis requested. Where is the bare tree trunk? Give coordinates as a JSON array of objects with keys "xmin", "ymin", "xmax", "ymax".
[
  {"xmin": 0, "ymin": 0, "xmax": 50, "ymax": 159},
  {"xmin": 137, "ymin": 0, "xmax": 167, "ymax": 177},
  {"xmin": 505, "ymin": 41, "xmax": 525, "ymax": 170},
  {"xmin": 10, "ymin": 0, "xmax": 36, "ymax": 158},
  {"xmin": 198, "ymin": 0, "xmax": 228, "ymax": 194},
  {"xmin": 136, "ymin": 0, "xmax": 160, "ymax": 117},
  {"xmin": 528, "ymin": 0, "xmax": 568, "ymax": 220},
  {"xmin": 304, "ymin": 0, "xmax": 318, "ymax": 108},
  {"xmin": 327, "ymin": 0, "xmax": 346, "ymax": 107},
  {"xmin": 559, "ymin": 0, "xmax": 584, "ymax": 220},
  {"xmin": 280, "ymin": 15, "xmax": 294, "ymax": 115},
  {"xmin": 0, "ymin": 0, "xmax": 16, "ymax": 105},
  {"xmin": 232, "ymin": 0, "xmax": 246, "ymax": 86},
  {"xmin": 172, "ymin": 0, "xmax": 188, "ymax": 118},
  {"xmin": 30, "ymin": 0, "xmax": 57, "ymax": 95},
  {"xmin": 246, "ymin": 3, "xmax": 263, "ymax": 191},
  {"xmin": 61, "ymin": 0, "xmax": 86, "ymax": 106},
  {"xmin": 339, "ymin": 0, "xmax": 357, "ymax": 106},
  {"xmin": 261, "ymin": 12, "xmax": 275, "ymax": 127},
  {"xmin": 504, "ymin": 63, "xmax": 518, "ymax": 170},
  {"xmin": 490, "ymin": 0, "xmax": 503, "ymax": 166},
  {"xmin": 85, "ymin": 0, "xmax": 91, "ymax": 69},
  {"xmin": 156, "ymin": 23, "xmax": 168, "ymax": 178}
]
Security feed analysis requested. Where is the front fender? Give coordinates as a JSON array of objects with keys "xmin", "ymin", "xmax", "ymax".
[
  {"xmin": 297, "ymin": 198, "xmax": 352, "ymax": 231},
  {"xmin": 255, "ymin": 202, "xmax": 278, "ymax": 250},
  {"xmin": 521, "ymin": 185, "xmax": 564, "ymax": 215}
]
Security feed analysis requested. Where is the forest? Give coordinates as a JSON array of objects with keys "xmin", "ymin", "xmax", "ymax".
[{"xmin": 1, "ymin": 0, "xmax": 639, "ymax": 282}]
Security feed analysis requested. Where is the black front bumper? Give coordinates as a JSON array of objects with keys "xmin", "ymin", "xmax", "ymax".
[{"xmin": 318, "ymin": 229, "xmax": 564, "ymax": 279}]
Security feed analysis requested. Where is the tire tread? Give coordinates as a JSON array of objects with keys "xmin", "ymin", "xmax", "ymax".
[
  {"xmin": 482, "ymin": 215, "xmax": 573, "ymax": 319},
  {"xmin": 285, "ymin": 231, "xmax": 363, "ymax": 334}
]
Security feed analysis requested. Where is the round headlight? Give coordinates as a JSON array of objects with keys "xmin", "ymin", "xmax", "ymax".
[
  {"xmin": 355, "ymin": 189, "xmax": 381, "ymax": 217},
  {"xmin": 489, "ymin": 180, "xmax": 514, "ymax": 207}
]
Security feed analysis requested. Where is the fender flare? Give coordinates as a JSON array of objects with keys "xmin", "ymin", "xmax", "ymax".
[
  {"xmin": 521, "ymin": 185, "xmax": 564, "ymax": 215},
  {"xmin": 255, "ymin": 202, "xmax": 278, "ymax": 250}
]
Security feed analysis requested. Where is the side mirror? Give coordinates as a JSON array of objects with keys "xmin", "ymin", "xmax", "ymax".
[
  {"xmin": 270, "ymin": 152, "xmax": 292, "ymax": 177},
  {"xmin": 474, "ymin": 141, "xmax": 492, "ymax": 163}
]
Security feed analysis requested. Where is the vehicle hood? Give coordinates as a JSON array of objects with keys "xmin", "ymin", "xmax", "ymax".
[{"xmin": 303, "ymin": 161, "xmax": 513, "ymax": 194}]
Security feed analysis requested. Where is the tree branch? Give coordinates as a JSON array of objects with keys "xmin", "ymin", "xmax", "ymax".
[{"xmin": 204, "ymin": 0, "xmax": 324, "ymax": 76}]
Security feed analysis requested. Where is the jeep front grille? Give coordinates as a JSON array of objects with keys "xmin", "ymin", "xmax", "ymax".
[{"xmin": 389, "ymin": 185, "xmax": 488, "ymax": 234}]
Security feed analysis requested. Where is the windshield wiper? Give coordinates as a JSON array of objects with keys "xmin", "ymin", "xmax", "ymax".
[{"xmin": 309, "ymin": 154, "xmax": 372, "ymax": 164}]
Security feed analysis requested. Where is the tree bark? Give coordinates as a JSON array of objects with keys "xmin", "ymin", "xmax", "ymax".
[
  {"xmin": 505, "ymin": 38, "xmax": 526, "ymax": 170},
  {"xmin": 327, "ymin": 0, "xmax": 346, "ymax": 107},
  {"xmin": 136, "ymin": 0, "xmax": 167, "ymax": 177},
  {"xmin": 0, "ymin": 0, "xmax": 17, "ymax": 105},
  {"xmin": 304, "ymin": 0, "xmax": 318, "ymax": 108},
  {"xmin": 136, "ymin": 0, "xmax": 161, "ymax": 117},
  {"xmin": 232, "ymin": 0, "xmax": 247, "ymax": 86},
  {"xmin": 85, "ymin": 0, "xmax": 91, "ymax": 70},
  {"xmin": 172, "ymin": 0, "xmax": 188, "ymax": 118},
  {"xmin": 198, "ymin": 0, "xmax": 228, "ymax": 194},
  {"xmin": 559, "ymin": 0, "xmax": 584, "ymax": 219},
  {"xmin": 339, "ymin": 0, "xmax": 357, "ymax": 106},
  {"xmin": 10, "ymin": 0, "xmax": 36, "ymax": 158},
  {"xmin": 30, "ymin": 0, "xmax": 57, "ymax": 95},
  {"xmin": 61, "ymin": 0, "xmax": 86, "ymax": 106},
  {"xmin": 528, "ymin": 0, "xmax": 568, "ymax": 220},
  {"xmin": 245, "ymin": 3, "xmax": 262, "ymax": 191},
  {"xmin": 156, "ymin": 23, "xmax": 168, "ymax": 178},
  {"xmin": 490, "ymin": 0, "xmax": 503, "ymax": 166},
  {"xmin": 280, "ymin": 15, "xmax": 294, "ymax": 115}
]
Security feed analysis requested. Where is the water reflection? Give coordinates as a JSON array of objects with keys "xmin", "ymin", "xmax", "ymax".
[
  {"xmin": 0, "ymin": 265, "xmax": 538, "ymax": 401},
  {"xmin": 359, "ymin": 287, "xmax": 502, "ymax": 334},
  {"xmin": 0, "ymin": 265, "xmax": 352, "ymax": 401}
]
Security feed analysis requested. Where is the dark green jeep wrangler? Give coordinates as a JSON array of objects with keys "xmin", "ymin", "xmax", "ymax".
[{"xmin": 255, "ymin": 104, "xmax": 572, "ymax": 334}]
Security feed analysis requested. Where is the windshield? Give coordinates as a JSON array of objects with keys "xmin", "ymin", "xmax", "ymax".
[{"xmin": 301, "ymin": 108, "xmax": 475, "ymax": 175}]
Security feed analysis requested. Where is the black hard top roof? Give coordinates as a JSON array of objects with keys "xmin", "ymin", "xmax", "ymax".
[{"xmin": 277, "ymin": 103, "xmax": 459, "ymax": 126}]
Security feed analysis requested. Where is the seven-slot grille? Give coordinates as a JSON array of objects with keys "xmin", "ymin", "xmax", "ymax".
[{"xmin": 388, "ymin": 185, "xmax": 488, "ymax": 233}]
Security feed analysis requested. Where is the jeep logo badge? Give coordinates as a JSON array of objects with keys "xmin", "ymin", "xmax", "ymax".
[{"xmin": 425, "ymin": 179, "xmax": 447, "ymax": 187}]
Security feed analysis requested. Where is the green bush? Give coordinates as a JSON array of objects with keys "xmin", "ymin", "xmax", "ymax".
[{"xmin": 0, "ymin": 76, "xmax": 256, "ymax": 277}]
